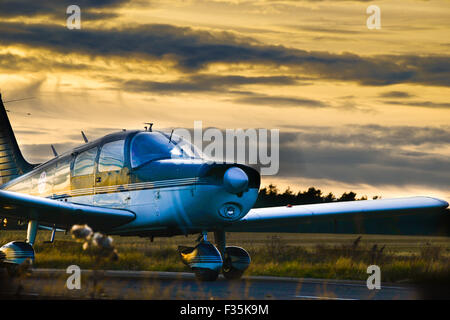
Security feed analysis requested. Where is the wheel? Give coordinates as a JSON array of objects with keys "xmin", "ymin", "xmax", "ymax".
[
  {"xmin": 222, "ymin": 258, "xmax": 244, "ymax": 280},
  {"xmin": 222, "ymin": 267, "xmax": 244, "ymax": 280},
  {"xmin": 221, "ymin": 246, "xmax": 250, "ymax": 280},
  {"xmin": 4, "ymin": 260, "xmax": 32, "ymax": 277},
  {"xmin": 5, "ymin": 264, "xmax": 20, "ymax": 277},
  {"xmin": 193, "ymin": 268, "xmax": 219, "ymax": 281}
]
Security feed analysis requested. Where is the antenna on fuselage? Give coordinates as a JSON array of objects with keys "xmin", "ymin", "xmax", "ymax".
[
  {"xmin": 51, "ymin": 145, "xmax": 58, "ymax": 157},
  {"xmin": 81, "ymin": 131, "xmax": 88, "ymax": 143},
  {"xmin": 144, "ymin": 123, "xmax": 153, "ymax": 132}
]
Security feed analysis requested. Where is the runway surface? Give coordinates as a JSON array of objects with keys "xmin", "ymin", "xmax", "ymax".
[{"xmin": 0, "ymin": 268, "xmax": 432, "ymax": 300}]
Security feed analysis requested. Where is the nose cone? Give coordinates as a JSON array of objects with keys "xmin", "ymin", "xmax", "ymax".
[{"xmin": 223, "ymin": 167, "xmax": 249, "ymax": 194}]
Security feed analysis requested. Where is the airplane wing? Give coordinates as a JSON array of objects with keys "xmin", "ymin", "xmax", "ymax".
[
  {"xmin": 226, "ymin": 197, "xmax": 449, "ymax": 236},
  {"xmin": 0, "ymin": 190, "xmax": 135, "ymax": 231}
]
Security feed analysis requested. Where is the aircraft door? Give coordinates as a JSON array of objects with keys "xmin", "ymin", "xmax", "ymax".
[{"xmin": 94, "ymin": 139, "xmax": 130, "ymax": 208}]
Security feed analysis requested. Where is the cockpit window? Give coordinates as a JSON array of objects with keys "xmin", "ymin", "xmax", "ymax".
[
  {"xmin": 130, "ymin": 132, "xmax": 203, "ymax": 168},
  {"xmin": 98, "ymin": 140, "xmax": 125, "ymax": 172},
  {"xmin": 73, "ymin": 147, "xmax": 98, "ymax": 176}
]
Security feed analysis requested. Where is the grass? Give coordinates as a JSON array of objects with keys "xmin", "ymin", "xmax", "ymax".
[
  {"xmin": 1, "ymin": 230, "xmax": 449, "ymax": 284},
  {"xmin": 244, "ymin": 235, "xmax": 450, "ymax": 283}
]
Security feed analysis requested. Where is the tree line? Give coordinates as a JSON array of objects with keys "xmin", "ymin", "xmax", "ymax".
[{"xmin": 254, "ymin": 184, "xmax": 380, "ymax": 208}]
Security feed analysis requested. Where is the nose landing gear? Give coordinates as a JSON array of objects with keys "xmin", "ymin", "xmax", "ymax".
[
  {"xmin": 215, "ymin": 230, "xmax": 251, "ymax": 280},
  {"xmin": 178, "ymin": 230, "xmax": 251, "ymax": 282}
]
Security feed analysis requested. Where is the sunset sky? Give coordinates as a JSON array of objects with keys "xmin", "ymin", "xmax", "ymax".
[{"xmin": 0, "ymin": 0, "xmax": 449, "ymax": 201}]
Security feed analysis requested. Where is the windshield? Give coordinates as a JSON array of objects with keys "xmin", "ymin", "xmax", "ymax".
[{"xmin": 130, "ymin": 132, "xmax": 203, "ymax": 168}]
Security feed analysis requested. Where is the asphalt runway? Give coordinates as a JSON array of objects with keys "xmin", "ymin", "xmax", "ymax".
[{"xmin": 0, "ymin": 268, "xmax": 434, "ymax": 300}]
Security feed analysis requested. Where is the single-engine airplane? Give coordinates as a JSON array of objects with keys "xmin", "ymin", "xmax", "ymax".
[{"xmin": 0, "ymin": 93, "xmax": 448, "ymax": 281}]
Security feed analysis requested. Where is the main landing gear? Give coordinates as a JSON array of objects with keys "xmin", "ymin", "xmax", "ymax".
[
  {"xmin": 0, "ymin": 220, "xmax": 37, "ymax": 276},
  {"xmin": 178, "ymin": 230, "xmax": 251, "ymax": 282}
]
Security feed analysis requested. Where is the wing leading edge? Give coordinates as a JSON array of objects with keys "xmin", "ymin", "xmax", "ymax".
[
  {"xmin": 0, "ymin": 190, "xmax": 135, "ymax": 231},
  {"xmin": 226, "ymin": 197, "xmax": 449, "ymax": 236}
]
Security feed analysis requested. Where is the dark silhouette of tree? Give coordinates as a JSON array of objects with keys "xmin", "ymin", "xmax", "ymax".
[
  {"xmin": 337, "ymin": 191, "xmax": 357, "ymax": 202},
  {"xmin": 323, "ymin": 192, "xmax": 336, "ymax": 202},
  {"xmin": 254, "ymin": 185, "xmax": 376, "ymax": 208},
  {"xmin": 297, "ymin": 187, "xmax": 323, "ymax": 204}
]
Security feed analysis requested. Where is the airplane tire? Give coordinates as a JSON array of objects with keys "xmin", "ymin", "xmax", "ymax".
[
  {"xmin": 221, "ymin": 246, "xmax": 250, "ymax": 280},
  {"xmin": 193, "ymin": 268, "xmax": 219, "ymax": 281},
  {"xmin": 5, "ymin": 264, "xmax": 20, "ymax": 277},
  {"xmin": 222, "ymin": 266, "xmax": 244, "ymax": 280}
]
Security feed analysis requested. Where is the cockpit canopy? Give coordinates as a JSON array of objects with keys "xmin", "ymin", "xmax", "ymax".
[{"xmin": 130, "ymin": 132, "xmax": 204, "ymax": 168}]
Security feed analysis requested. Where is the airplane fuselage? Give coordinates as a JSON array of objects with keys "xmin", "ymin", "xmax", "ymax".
[{"xmin": 0, "ymin": 130, "xmax": 260, "ymax": 237}]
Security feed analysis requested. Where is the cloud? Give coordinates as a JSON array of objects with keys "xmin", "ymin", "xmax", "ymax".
[
  {"xmin": 379, "ymin": 91, "xmax": 414, "ymax": 98},
  {"xmin": 0, "ymin": 22, "xmax": 449, "ymax": 87},
  {"xmin": 382, "ymin": 100, "xmax": 450, "ymax": 109},
  {"xmin": 0, "ymin": 0, "xmax": 129, "ymax": 20},
  {"xmin": 278, "ymin": 144, "xmax": 450, "ymax": 188},
  {"xmin": 275, "ymin": 125, "xmax": 450, "ymax": 188},
  {"xmin": 233, "ymin": 93, "xmax": 326, "ymax": 108},
  {"xmin": 0, "ymin": 53, "xmax": 94, "ymax": 72},
  {"xmin": 102, "ymin": 74, "xmax": 323, "ymax": 108},
  {"xmin": 283, "ymin": 24, "xmax": 365, "ymax": 35},
  {"xmin": 107, "ymin": 74, "xmax": 300, "ymax": 94},
  {"xmin": 279, "ymin": 124, "xmax": 450, "ymax": 147}
]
